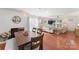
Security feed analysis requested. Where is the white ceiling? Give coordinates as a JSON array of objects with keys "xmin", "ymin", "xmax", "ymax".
[
  {"xmin": 24, "ymin": 8, "xmax": 79, "ymax": 16},
  {"xmin": 7, "ymin": 8, "xmax": 79, "ymax": 17}
]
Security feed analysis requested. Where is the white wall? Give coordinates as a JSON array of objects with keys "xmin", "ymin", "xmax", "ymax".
[
  {"xmin": 67, "ymin": 16, "xmax": 76, "ymax": 31},
  {"xmin": 0, "ymin": 9, "xmax": 29, "ymax": 50},
  {"xmin": 0, "ymin": 9, "xmax": 29, "ymax": 32},
  {"xmin": 66, "ymin": 11, "xmax": 79, "ymax": 31}
]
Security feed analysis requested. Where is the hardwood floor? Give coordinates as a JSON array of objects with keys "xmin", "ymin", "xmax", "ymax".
[{"xmin": 43, "ymin": 31, "xmax": 79, "ymax": 50}]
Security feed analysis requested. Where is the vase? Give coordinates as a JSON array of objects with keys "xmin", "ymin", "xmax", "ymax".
[{"xmin": 0, "ymin": 41, "xmax": 6, "ymax": 50}]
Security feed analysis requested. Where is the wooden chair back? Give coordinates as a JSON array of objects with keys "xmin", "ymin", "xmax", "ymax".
[
  {"xmin": 32, "ymin": 27, "xmax": 37, "ymax": 32},
  {"xmin": 31, "ymin": 34, "xmax": 44, "ymax": 50},
  {"xmin": 37, "ymin": 28, "xmax": 43, "ymax": 34}
]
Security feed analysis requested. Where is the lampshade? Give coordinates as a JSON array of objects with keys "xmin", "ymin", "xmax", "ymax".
[{"xmin": 77, "ymin": 24, "xmax": 79, "ymax": 27}]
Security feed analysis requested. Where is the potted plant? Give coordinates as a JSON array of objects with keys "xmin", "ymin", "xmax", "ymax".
[{"xmin": 0, "ymin": 32, "xmax": 11, "ymax": 50}]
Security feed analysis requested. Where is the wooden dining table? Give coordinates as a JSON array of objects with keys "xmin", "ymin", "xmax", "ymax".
[
  {"xmin": 14, "ymin": 31, "xmax": 41, "ymax": 49},
  {"xmin": 14, "ymin": 31, "xmax": 79, "ymax": 50}
]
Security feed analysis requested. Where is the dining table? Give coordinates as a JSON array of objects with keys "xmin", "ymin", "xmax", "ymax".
[{"xmin": 14, "ymin": 31, "xmax": 41, "ymax": 49}]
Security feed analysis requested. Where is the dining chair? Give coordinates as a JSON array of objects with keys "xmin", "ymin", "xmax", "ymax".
[
  {"xmin": 23, "ymin": 34, "xmax": 44, "ymax": 50},
  {"xmin": 32, "ymin": 27, "xmax": 37, "ymax": 32},
  {"xmin": 37, "ymin": 28, "xmax": 43, "ymax": 34}
]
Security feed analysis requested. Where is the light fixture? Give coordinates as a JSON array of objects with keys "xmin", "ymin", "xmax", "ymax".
[{"xmin": 77, "ymin": 24, "xmax": 79, "ymax": 27}]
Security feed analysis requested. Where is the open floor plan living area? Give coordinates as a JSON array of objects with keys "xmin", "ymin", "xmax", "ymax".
[{"xmin": 0, "ymin": 8, "xmax": 79, "ymax": 50}]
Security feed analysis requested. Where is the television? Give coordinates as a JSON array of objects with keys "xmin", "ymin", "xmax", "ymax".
[{"xmin": 48, "ymin": 20, "xmax": 55, "ymax": 25}]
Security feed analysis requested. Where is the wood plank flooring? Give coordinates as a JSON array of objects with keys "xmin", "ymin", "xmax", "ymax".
[{"xmin": 43, "ymin": 32, "xmax": 79, "ymax": 50}]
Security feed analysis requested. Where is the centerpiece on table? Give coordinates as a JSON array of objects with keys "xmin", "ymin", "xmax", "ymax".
[{"xmin": 0, "ymin": 32, "xmax": 11, "ymax": 50}]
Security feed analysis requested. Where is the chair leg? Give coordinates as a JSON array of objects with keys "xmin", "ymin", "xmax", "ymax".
[{"xmin": 39, "ymin": 39, "xmax": 43, "ymax": 50}]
